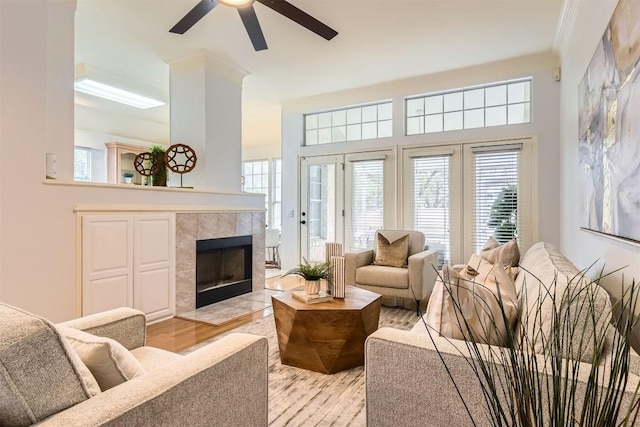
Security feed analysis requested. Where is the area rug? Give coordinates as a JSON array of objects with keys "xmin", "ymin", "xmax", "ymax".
[{"xmin": 180, "ymin": 307, "xmax": 420, "ymax": 427}]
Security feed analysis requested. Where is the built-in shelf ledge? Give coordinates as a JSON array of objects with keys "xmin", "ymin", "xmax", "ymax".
[
  {"xmin": 43, "ymin": 179, "xmax": 263, "ymax": 198},
  {"xmin": 74, "ymin": 204, "xmax": 266, "ymax": 213}
]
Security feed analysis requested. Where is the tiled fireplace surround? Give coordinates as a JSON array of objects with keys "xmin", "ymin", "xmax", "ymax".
[{"xmin": 175, "ymin": 211, "xmax": 265, "ymax": 315}]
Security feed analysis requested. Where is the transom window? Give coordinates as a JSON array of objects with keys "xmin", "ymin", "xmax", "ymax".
[
  {"xmin": 405, "ymin": 78, "xmax": 531, "ymax": 135},
  {"xmin": 304, "ymin": 101, "xmax": 392, "ymax": 145}
]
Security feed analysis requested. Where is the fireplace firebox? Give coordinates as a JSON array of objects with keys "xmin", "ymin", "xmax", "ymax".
[{"xmin": 196, "ymin": 235, "xmax": 253, "ymax": 308}]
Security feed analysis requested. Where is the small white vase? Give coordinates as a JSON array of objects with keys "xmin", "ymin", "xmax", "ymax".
[{"xmin": 305, "ymin": 280, "xmax": 320, "ymax": 295}]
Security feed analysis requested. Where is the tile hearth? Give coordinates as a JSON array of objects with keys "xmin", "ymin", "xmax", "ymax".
[{"xmin": 176, "ymin": 289, "xmax": 280, "ymax": 325}]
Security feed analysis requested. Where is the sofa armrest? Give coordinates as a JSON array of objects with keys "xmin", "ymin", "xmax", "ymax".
[
  {"xmin": 37, "ymin": 333, "xmax": 269, "ymax": 427},
  {"xmin": 366, "ymin": 327, "xmax": 640, "ymax": 426},
  {"xmin": 57, "ymin": 307, "xmax": 146, "ymax": 350},
  {"xmin": 365, "ymin": 327, "xmax": 487, "ymax": 427},
  {"xmin": 407, "ymin": 249, "xmax": 439, "ymax": 300},
  {"xmin": 345, "ymin": 249, "xmax": 374, "ymax": 286}
]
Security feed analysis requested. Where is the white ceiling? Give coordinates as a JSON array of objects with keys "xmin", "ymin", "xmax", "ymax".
[{"xmin": 74, "ymin": 0, "xmax": 564, "ymax": 148}]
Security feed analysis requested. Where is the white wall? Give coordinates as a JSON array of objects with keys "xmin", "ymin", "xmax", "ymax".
[
  {"xmin": 280, "ymin": 52, "xmax": 561, "ymax": 271},
  {"xmin": 559, "ymin": 0, "xmax": 640, "ymax": 294},
  {"xmin": 243, "ymin": 143, "xmax": 281, "ymax": 161},
  {"xmin": 0, "ymin": 0, "xmax": 261, "ymax": 322}
]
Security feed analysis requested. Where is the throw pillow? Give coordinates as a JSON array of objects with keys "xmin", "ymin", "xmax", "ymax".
[
  {"xmin": 480, "ymin": 237, "xmax": 520, "ymax": 267},
  {"xmin": 425, "ymin": 255, "xmax": 518, "ymax": 346},
  {"xmin": 373, "ymin": 232, "xmax": 409, "ymax": 268},
  {"xmin": 0, "ymin": 303, "xmax": 100, "ymax": 427},
  {"xmin": 59, "ymin": 326, "xmax": 146, "ymax": 391}
]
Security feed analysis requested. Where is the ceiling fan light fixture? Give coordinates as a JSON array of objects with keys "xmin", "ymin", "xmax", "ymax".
[{"xmin": 218, "ymin": 0, "xmax": 254, "ymax": 8}]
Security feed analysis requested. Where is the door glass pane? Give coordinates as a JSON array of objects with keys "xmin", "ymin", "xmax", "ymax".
[
  {"xmin": 473, "ymin": 150, "xmax": 519, "ymax": 253},
  {"xmin": 307, "ymin": 164, "xmax": 336, "ymax": 263},
  {"xmin": 413, "ymin": 156, "xmax": 450, "ymax": 267},
  {"xmin": 350, "ymin": 160, "xmax": 384, "ymax": 250}
]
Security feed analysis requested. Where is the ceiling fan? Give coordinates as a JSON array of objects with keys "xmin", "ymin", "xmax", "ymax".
[{"xmin": 169, "ymin": 0, "xmax": 338, "ymax": 51}]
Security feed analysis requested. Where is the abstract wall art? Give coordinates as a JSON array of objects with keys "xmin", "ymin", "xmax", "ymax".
[{"xmin": 579, "ymin": 0, "xmax": 640, "ymax": 243}]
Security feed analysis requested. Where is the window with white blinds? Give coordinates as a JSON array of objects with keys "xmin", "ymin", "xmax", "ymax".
[
  {"xmin": 471, "ymin": 145, "xmax": 520, "ymax": 254},
  {"xmin": 412, "ymin": 155, "xmax": 451, "ymax": 267},
  {"xmin": 74, "ymin": 146, "xmax": 91, "ymax": 182},
  {"xmin": 243, "ymin": 159, "xmax": 283, "ymax": 230},
  {"xmin": 349, "ymin": 159, "xmax": 384, "ymax": 250},
  {"xmin": 271, "ymin": 159, "xmax": 282, "ymax": 230}
]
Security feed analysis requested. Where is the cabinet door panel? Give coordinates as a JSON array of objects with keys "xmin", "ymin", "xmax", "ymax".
[
  {"xmin": 137, "ymin": 219, "xmax": 171, "ymax": 266},
  {"xmin": 82, "ymin": 215, "xmax": 133, "ymax": 315},
  {"xmin": 84, "ymin": 275, "xmax": 131, "ymax": 315},
  {"xmin": 136, "ymin": 268, "xmax": 171, "ymax": 318},
  {"xmin": 134, "ymin": 214, "xmax": 175, "ymax": 322}
]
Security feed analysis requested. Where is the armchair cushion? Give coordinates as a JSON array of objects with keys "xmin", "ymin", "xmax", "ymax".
[
  {"xmin": 356, "ymin": 265, "xmax": 409, "ymax": 289},
  {"xmin": 59, "ymin": 326, "xmax": 146, "ymax": 391},
  {"xmin": 373, "ymin": 232, "xmax": 409, "ymax": 268},
  {"xmin": 0, "ymin": 303, "xmax": 100, "ymax": 427}
]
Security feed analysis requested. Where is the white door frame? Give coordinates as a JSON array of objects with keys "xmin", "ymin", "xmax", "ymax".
[{"xmin": 299, "ymin": 154, "xmax": 344, "ymax": 264}]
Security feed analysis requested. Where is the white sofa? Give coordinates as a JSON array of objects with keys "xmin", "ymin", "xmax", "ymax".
[
  {"xmin": 365, "ymin": 242, "xmax": 640, "ymax": 426},
  {"xmin": 0, "ymin": 304, "xmax": 268, "ymax": 426}
]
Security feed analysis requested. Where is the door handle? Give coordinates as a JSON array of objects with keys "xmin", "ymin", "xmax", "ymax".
[{"xmin": 300, "ymin": 220, "xmax": 306, "ymax": 225}]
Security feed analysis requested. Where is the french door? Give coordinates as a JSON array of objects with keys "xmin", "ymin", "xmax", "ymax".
[
  {"xmin": 300, "ymin": 155, "xmax": 344, "ymax": 264},
  {"xmin": 344, "ymin": 150, "xmax": 396, "ymax": 251},
  {"xmin": 299, "ymin": 150, "xmax": 396, "ymax": 262},
  {"xmin": 403, "ymin": 138, "xmax": 535, "ymax": 266}
]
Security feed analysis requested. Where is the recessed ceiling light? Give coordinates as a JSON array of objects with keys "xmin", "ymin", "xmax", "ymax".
[{"xmin": 74, "ymin": 78, "xmax": 165, "ymax": 110}]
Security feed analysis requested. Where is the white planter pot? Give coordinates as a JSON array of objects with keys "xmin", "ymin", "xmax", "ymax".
[{"xmin": 304, "ymin": 280, "xmax": 320, "ymax": 295}]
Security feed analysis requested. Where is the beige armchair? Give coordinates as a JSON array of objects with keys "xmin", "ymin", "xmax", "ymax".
[
  {"xmin": 0, "ymin": 302, "xmax": 268, "ymax": 426},
  {"xmin": 345, "ymin": 230, "xmax": 439, "ymax": 315}
]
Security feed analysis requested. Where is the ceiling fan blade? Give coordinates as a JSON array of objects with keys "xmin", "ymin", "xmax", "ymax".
[
  {"xmin": 169, "ymin": 0, "xmax": 219, "ymax": 34},
  {"xmin": 257, "ymin": 0, "xmax": 338, "ymax": 41},
  {"xmin": 237, "ymin": 5, "xmax": 268, "ymax": 51}
]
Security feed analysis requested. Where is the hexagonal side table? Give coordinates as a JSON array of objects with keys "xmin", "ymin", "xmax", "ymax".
[{"xmin": 271, "ymin": 286, "xmax": 382, "ymax": 374}]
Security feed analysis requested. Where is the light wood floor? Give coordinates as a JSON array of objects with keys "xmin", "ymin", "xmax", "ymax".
[{"xmin": 146, "ymin": 274, "xmax": 302, "ymax": 352}]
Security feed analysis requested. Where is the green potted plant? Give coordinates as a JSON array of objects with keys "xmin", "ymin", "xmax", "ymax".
[
  {"xmin": 123, "ymin": 171, "xmax": 134, "ymax": 184},
  {"xmin": 150, "ymin": 145, "xmax": 167, "ymax": 186},
  {"xmin": 284, "ymin": 258, "xmax": 332, "ymax": 295}
]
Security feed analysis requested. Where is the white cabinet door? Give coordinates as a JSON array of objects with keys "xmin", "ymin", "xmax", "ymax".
[
  {"xmin": 133, "ymin": 214, "xmax": 175, "ymax": 322},
  {"xmin": 82, "ymin": 216, "xmax": 133, "ymax": 316}
]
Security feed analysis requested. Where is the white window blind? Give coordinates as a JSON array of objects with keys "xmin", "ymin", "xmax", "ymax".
[
  {"xmin": 471, "ymin": 145, "xmax": 520, "ymax": 254},
  {"xmin": 271, "ymin": 159, "xmax": 282, "ymax": 230},
  {"xmin": 74, "ymin": 146, "xmax": 91, "ymax": 182},
  {"xmin": 412, "ymin": 155, "xmax": 450, "ymax": 267},
  {"xmin": 350, "ymin": 159, "xmax": 384, "ymax": 250}
]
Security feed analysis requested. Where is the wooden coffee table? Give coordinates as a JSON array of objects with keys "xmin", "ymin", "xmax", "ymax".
[{"xmin": 271, "ymin": 286, "xmax": 382, "ymax": 374}]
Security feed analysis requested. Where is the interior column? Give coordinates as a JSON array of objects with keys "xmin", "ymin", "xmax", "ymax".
[{"xmin": 167, "ymin": 51, "xmax": 248, "ymax": 191}]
